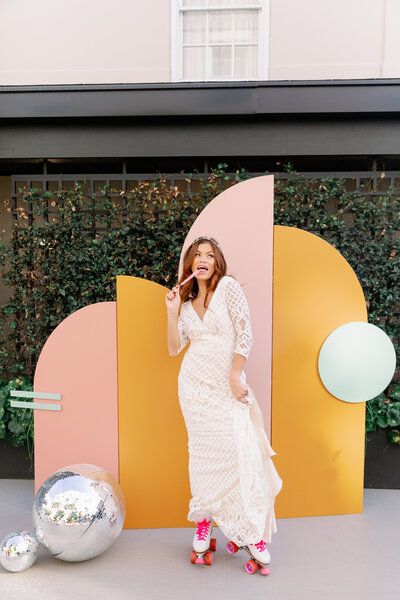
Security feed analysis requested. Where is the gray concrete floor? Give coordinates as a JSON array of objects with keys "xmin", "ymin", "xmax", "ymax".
[{"xmin": 0, "ymin": 480, "xmax": 399, "ymax": 600}]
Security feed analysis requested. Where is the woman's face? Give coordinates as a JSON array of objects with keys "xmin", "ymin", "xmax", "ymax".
[{"xmin": 192, "ymin": 242, "xmax": 216, "ymax": 281}]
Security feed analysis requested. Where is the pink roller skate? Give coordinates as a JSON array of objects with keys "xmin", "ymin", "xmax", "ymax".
[
  {"xmin": 226, "ymin": 539, "xmax": 271, "ymax": 576},
  {"xmin": 190, "ymin": 519, "xmax": 217, "ymax": 566}
]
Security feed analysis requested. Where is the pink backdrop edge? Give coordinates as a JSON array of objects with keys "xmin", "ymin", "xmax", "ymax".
[
  {"xmin": 34, "ymin": 302, "xmax": 119, "ymax": 492},
  {"xmin": 179, "ymin": 175, "xmax": 274, "ymax": 435}
]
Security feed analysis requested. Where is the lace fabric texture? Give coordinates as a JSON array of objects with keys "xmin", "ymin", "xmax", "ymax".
[{"xmin": 172, "ymin": 275, "xmax": 282, "ymax": 545}]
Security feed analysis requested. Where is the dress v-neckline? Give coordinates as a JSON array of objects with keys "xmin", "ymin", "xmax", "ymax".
[{"xmin": 190, "ymin": 277, "xmax": 223, "ymax": 323}]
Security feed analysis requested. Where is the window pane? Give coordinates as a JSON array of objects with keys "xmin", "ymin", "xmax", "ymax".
[
  {"xmin": 183, "ymin": 46, "xmax": 206, "ymax": 79},
  {"xmin": 183, "ymin": 1, "xmax": 261, "ymax": 8},
  {"xmin": 234, "ymin": 44, "xmax": 257, "ymax": 79},
  {"xmin": 234, "ymin": 10, "xmax": 258, "ymax": 43},
  {"xmin": 209, "ymin": 11, "xmax": 233, "ymax": 43},
  {"xmin": 236, "ymin": 0, "xmax": 262, "ymax": 4},
  {"xmin": 183, "ymin": 13, "xmax": 206, "ymax": 43},
  {"xmin": 211, "ymin": 45, "xmax": 232, "ymax": 79},
  {"xmin": 182, "ymin": 0, "xmax": 207, "ymax": 6},
  {"xmin": 209, "ymin": 0, "xmax": 261, "ymax": 5}
]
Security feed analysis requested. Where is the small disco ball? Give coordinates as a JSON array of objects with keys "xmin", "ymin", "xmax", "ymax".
[
  {"xmin": 33, "ymin": 464, "xmax": 126, "ymax": 562},
  {"xmin": 0, "ymin": 530, "xmax": 39, "ymax": 572}
]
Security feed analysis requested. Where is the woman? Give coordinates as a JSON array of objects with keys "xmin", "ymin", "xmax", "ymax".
[{"xmin": 165, "ymin": 236, "xmax": 282, "ymax": 571}]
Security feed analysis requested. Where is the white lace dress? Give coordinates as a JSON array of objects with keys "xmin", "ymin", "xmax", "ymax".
[{"xmin": 171, "ymin": 275, "xmax": 282, "ymax": 545}]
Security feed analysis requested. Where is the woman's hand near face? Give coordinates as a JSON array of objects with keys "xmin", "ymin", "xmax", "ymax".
[
  {"xmin": 166, "ymin": 286, "xmax": 184, "ymax": 356},
  {"xmin": 165, "ymin": 285, "xmax": 181, "ymax": 316},
  {"xmin": 229, "ymin": 372, "xmax": 249, "ymax": 404}
]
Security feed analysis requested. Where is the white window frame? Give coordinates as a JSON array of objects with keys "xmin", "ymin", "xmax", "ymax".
[{"xmin": 171, "ymin": 0, "xmax": 270, "ymax": 82}]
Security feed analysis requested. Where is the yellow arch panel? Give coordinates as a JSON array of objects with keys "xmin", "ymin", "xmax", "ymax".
[
  {"xmin": 272, "ymin": 226, "xmax": 367, "ymax": 518},
  {"xmin": 117, "ymin": 276, "xmax": 191, "ymax": 528}
]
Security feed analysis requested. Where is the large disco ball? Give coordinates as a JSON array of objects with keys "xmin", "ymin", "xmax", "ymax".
[
  {"xmin": 33, "ymin": 464, "xmax": 126, "ymax": 562},
  {"xmin": 0, "ymin": 530, "xmax": 39, "ymax": 572}
]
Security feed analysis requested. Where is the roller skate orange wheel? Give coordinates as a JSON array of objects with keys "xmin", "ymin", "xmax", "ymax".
[
  {"xmin": 245, "ymin": 559, "xmax": 259, "ymax": 574},
  {"xmin": 190, "ymin": 550, "xmax": 198, "ymax": 564},
  {"xmin": 260, "ymin": 566, "xmax": 271, "ymax": 576},
  {"xmin": 205, "ymin": 552, "xmax": 213, "ymax": 566},
  {"xmin": 209, "ymin": 538, "xmax": 217, "ymax": 552},
  {"xmin": 226, "ymin": 541, "xmax": 239, "ymax": 554}
]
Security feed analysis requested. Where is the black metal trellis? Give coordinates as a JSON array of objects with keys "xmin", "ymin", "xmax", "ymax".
[{"xmin": 10, "ymin": 158, "xmax": 400, "ymax": 227}]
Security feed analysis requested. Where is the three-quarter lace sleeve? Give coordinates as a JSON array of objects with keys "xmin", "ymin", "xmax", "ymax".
[
  {"xmin": 169, "ymin": 312, "xmax": 189, "ymax": 356},
  {"xmin": 224, "ymin": 277, "xmax": 253, "ymax": 359}
]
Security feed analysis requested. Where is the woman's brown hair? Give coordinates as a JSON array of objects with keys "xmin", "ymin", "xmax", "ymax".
[{"xmin": 178, "ymin": 236, "xmax": 228, "ymax": 308}]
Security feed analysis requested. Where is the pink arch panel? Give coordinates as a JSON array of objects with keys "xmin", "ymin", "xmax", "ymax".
[
  {"xmin": 180, "ymin": 175, "xmax": 274, "ymax": 435},
  {"xmin": 34, "ymin": 302, "xmax": 119, "ymax": 492}
]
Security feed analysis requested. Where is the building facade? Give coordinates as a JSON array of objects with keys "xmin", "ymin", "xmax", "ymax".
[
  {"xmin": 1, "ymin": 0, "xmax": 400, "ymax": 304},
  {"xmin": 2, "ymin": 0, "xmax": 400, "ymax": 85}
]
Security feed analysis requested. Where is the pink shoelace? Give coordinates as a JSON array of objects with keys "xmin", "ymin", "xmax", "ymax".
[
  {"xmin": 255, "ymin": 540, "xmax": 266, "ymax": 552},
  {"xmin": 195, "ymin": 519, "xmax": 211, "ymax": 541}
]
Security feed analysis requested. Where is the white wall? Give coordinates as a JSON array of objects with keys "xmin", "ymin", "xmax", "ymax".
[
  {"xmin": 269, "ymin": 0, "xmax": 400, "ymax": 80},
  {"xmin": 0, "ymin": 0, "xmax": 171, "ymax": 85},
  {"xmin": 381, "ymin": 0, "xmax": 400, "ymax": 77},
  {"xmin": 1, "ymin": 0, "xmax": 400, "ymax": 85}
]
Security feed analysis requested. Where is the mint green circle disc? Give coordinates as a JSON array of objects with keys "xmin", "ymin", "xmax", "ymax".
[{"xmin": 318, "ymin": 322, "xmax": 396, "ymax": 403}]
